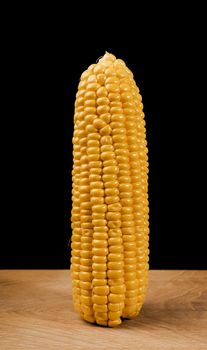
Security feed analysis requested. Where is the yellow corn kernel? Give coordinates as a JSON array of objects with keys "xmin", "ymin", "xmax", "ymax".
[
  {"xmin": 108, "ymin": 311, "xmax": 122, "ymax": 321},
  {"xmin": 92, "ymin": 271, "xmax": 107, "ymax": 279},
  {"xmin": 79, "ymin": 269, "xmax": 92, "ymax": 279},
  {"xmin": 108, "ymin": 253, "xmax": 123, "ymax": 261},
  {"xmin": 108, "ymin": 293, "xmax": 125, "ymax": 303},
  {"xmin": 100, "ymin": 113, "xmax": 111, "ymax": 124},
  {"xmin": 108, "ymin": 229, "xmax": 122, "ymax": 238},
  {"xmin": 92, "ymin": 263, "xmax": 107, "ymax": 271},
  {"xmin": 97, "ymin": 319, "xmax": 108, "ymax": 326},
  {"xmin": 108, "ymin": 319, "xmax": 122, "ymax": 327},
  {"xmin": 107, "ymin": 270, "xmax": 124, "ymax": 279},
  {"xmin": 93, "ymin": 285, "xmax": 110, "ymax": 296},
  {"xmin": 92, "ymin": 295, "xmax": 107, "ymax": 305},
  {"xmin": 108, "ymin": 261, "xmax": 124, "ymax": 270},
  {"xmin": 92, "ymin": 240, "xmax": 107, "ymax": 248},
  {"xmin": 110, "ymin": 285, "xmax": 126, "ymax": 295},
  {"xmin": 94, "ymin": 312, "xmax": 108, "ymax": 320},
  {"xmin": 92, "ymin": 279, "xmax": 107, "ymax": 287},
  {"xmin": 80, "ymin": 295, "xmax": 93, "ymax": 306},
  {"xmin": 84, "ymin": 314, "xmax": 96, "ymax": 324},
  {"xmin": 93, "ymin": 304, "xmax": 108, "ymax": 312},
  {"xmin": 93, "ymin": 232, "xmax": 108, "ymax": 240},
  {"xmin": 108, "ymin": 278, "xmax": 125, "ymax": 286}
]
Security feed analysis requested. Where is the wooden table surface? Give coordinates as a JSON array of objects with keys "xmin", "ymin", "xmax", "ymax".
[{"xmin": 0, "ymin": 270, "xmax": 206, "ymax": 350}]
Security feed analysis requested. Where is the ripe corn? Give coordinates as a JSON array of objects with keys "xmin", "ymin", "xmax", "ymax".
[{"xmin": 71, "ymin": 52, "xmax": 149, "ymax": 327}]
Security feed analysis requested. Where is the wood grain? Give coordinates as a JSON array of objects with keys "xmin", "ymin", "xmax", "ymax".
[{"xmin": 0, "ymin": 270, "xmax": 206, "ymax": 350}]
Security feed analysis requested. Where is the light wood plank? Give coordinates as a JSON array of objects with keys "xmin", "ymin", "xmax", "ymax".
[{"xmin": 0, "ymin": 270, "xmax": 206, "ymax": 350}]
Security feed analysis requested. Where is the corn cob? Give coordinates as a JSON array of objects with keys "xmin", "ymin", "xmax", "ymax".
[{"xmin": 71, "ymin": 52, "xmax": 149, "ymax": 327}]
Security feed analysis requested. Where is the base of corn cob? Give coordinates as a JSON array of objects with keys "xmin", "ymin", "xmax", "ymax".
[{"xmin": 71, "ymin": 52, "xmax": 149, "ymax": 327}]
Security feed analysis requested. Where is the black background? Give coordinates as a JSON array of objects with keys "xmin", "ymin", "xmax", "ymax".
[{"xmin": 0, "ymin": 13, "xmax": 206, "ymax": 269}]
